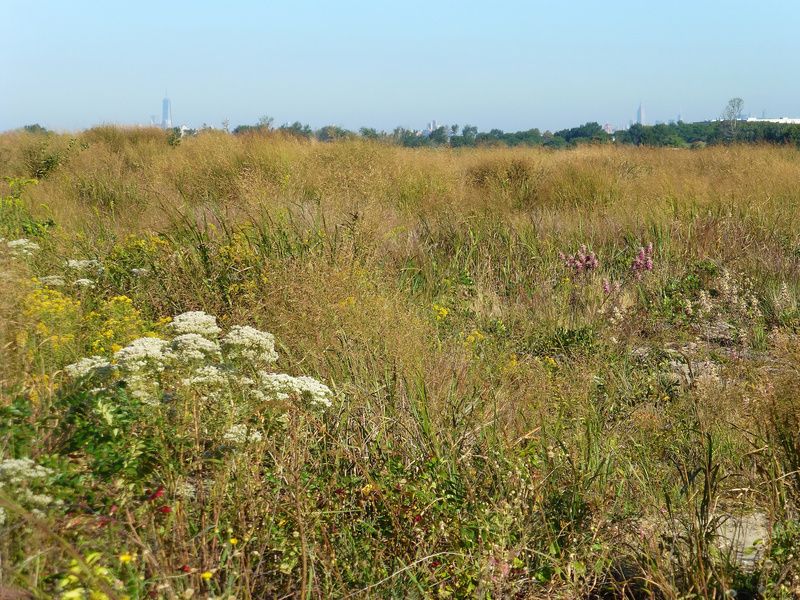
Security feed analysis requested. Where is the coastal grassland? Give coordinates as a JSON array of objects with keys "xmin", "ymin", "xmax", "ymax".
[{"xmin": 1, "ymin": 128, "xmax": 800, "ymax": 598}]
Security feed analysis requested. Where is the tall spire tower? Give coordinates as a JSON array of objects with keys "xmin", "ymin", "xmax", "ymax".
[
  {"xmin": 636, "ymin": 102, "xmax": 645, "ymax": 126},
  {"xmin": 161, "ymin": 93, "xmax": 172, "ymax": 129}
]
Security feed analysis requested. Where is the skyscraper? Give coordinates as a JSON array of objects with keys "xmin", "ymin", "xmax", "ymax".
[
  {"xmin": 161, "ymin": 95, "xmax": 172, "ymax": 129},
  {"xmin": 636, "ymin": 102, "xmax": 645, "ymax": 126}
]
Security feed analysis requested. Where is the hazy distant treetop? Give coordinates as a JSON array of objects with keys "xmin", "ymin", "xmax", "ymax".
[{"xmin": 22, "ymin": 124, "xmax": 49, "ymax": 134}]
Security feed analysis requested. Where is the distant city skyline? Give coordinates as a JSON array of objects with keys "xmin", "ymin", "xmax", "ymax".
[{"xmin": 2, "ymin": 0, "xmax": 800, "ymax": 133}]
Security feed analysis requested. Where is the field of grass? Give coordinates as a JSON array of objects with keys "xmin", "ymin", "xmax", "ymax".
[{"xmin": 1, "ymin": 128, "xmax": 800, "ymax": 598}]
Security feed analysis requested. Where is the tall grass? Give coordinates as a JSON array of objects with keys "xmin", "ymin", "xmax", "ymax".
[{"xmin": 1, "ymin": 128, "xmax": 800, "ymax": 598}]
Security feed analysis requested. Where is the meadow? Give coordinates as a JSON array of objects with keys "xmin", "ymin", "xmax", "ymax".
[{"xmin": 1, "ymin": 128, "xmax": 800, "ymax": 598}]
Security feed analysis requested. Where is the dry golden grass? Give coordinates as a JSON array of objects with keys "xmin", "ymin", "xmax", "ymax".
[{"xmin": 1, "ymin": 128, "xmax": 800, "ymax": 598}]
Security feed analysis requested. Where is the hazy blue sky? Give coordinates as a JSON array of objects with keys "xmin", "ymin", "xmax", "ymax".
[{"xmin": 2, "ymin": 0, "xmax": 799, "ymax": 132}]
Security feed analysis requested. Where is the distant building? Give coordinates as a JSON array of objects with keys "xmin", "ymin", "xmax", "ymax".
[
  {"xmin": 746, "ymin": 116, "xmax": 800, "ymax": 125},
  {"xmin": 161, "ymin": 95, "xmax": 172, "ymax": 129},
  {"xmin": 636, "ymin": 102, "xmax": 646, "ymax": 126},
  {"xmin": 602, "ymin": 123, "xmax": 615, "ymax": 134}
]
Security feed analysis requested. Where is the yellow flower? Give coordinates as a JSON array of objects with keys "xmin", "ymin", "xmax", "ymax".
[
  {"xmin": 201, "ymin": 571, "xmax": 213, "ymax": 581},
  {"xmin": 432, "ymin": 303, "xmax": 449, "ymax": 321},
  {"xmin": 119, "ymin": 552, "xmax": 134, "ymax": 564},
  {"xmin": 463, "ymin": 329, "xmax": 485, "ymax": 348},
  {"xmin": 229, "ymin": 537, "xmax": 239, "ymax": 545},
  {"xmin": 360, "ymin": 483, "xmax": 378, "ymax": 497}
]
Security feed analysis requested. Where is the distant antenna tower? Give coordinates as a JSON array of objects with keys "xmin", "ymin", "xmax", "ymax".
[{"xmin": 161, "ymin": 93, "xmax": 172, "ymax": 129}]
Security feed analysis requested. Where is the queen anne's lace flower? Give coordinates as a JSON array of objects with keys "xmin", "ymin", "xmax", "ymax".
[
  {"xmin": 222, "ymin": 424, "xmax": 264, "ymax": 445},
  {"xmin": 73, "ymin": 278, "xmax": 96, "ymax": 288},
  {"xmin": 64, "ymin": 356, "xmax": 113, "ymax": 379},
  {"xmin": 0, "ymin": 457, "xmax": 53, "ymax": 484},
  {"xmin": 115, "ymin": 337, "xmax": 173, "ymax": 372},
  {"xmin": 38, "ymin": 275, "xmax": 66, "ymax": 286},
  {"xmin": 222, "ymin": 325, "xmax": 279, "ymax": 363},
  {"xmin": 169, "ymin": 311, "xmax": 221, "ymax": 338},
  {"xmin": 64, "ymin": 312, "xmax": 335, "ymax": 415},
  {"xmin": 171, "ymin": 333, "xmax": 221, "ymax": 362},
  {"xmin": 0, "ymin": 458, "xmax": 61, "ymax": 521},
  {"xmin": 259, "ymin": 372, "xmax": 333, "ymax": 408},
  {"xmin": 66, "ymin": 259, "xmax": 103, "ymax": 272},
  {"xmin": 182, "ymin": 365, "xmax": 227, "ymax": 387},
  {"xmin": 7, "ymin": 238, "xmax": 40, "ymax": 255},
  {"xmin": 175, "ymin": 481, "xmax": 197, "ymax": 500}
]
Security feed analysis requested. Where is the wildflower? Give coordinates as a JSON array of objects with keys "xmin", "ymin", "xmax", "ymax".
[
  {"xmin": 156, "ymin": 505, "xmax": 172, "ymax": 514},
  {"xmin": 201, "ymin": 571, "xmax": 213, "ymax": 581},
  {"xmin": 66, "ymin": 259, "xmax": 103, "ymax": 272},
  {"xmin": 179, "ymin": 565, "xmax": 192, "ymax": 573},
  {"xmin": 119, "ymin": 553, "xmax": 134, "ymax": 564},
  {"xmin": 146, "ymin": 486, "xmax": 165, "ymax": 501},
  {"xmin": 73, "ymin": 278, "xmax": 96, "ymax": 288},
  {"xmin": 775, "ymin": 281, "xmax": 794, "ymax": 314},
  {"xmin": 168, "ymin": 311, "xmax": 221, "ymax": 338},
  {"xmin": 229, "ymin": 537, "xmax": 239, "ymax": 546},
  {"xmin": 432, "ymin": 303, "xmax": 449, "ymax": 321},
  {"xmin": 170, "ymin": 333, "xmax": 221, "ymax": 362},
  {"xmin": 114, "ymin": 337, "xmax": 173, "ymax": 372},
  {"xmin": 175, "ymin": 481, "xmax": 197, "ymax": 500},
  {"xmin": 464, "ymin": 329, "xmax": 485, "ymax": 347},
  {"xmin": 560, "ymin": 244, "xmax": 599, "ymax": 276},
  {"xmin": 223, "ymin": 424, "xmax": 264, "ymax": 445},
  {"xmin": 360, "ymin": 483, "xmax": 378, "ymax": 497},
  {"xmin": 39, "ymin": 275, "xmax": 67, "ymax": 286},
  {"xmin": 258, "ymin": 372, "xmax": 334, "ymax": 408},
  {"xmin": 0, "ymin": 457, "xmax": 53, "ymax": 485},
  {"xmin": 131, "ymin": 268, "xmax": 150, "ymax": 277},
  {"xmin": 222, "ymin": 325, "xmax": 279, "ymax": 363},
  {"xmin": 7, "ymin": 238, "xmax": 40, "ymax": 255},
  {"xmin": 182, "ymin": 365, "xmax": 226, "ymax": 387},
  {"xmin": 64, "ymin": 356, "xmax": 113, "ymax": 379},
  {"xmin": 696, "ymin": 290, "xmax": 713, "ymax": 318},
  {"xmin": 631, "ymin": 242, "xmax": 655, "ymax": 278}
]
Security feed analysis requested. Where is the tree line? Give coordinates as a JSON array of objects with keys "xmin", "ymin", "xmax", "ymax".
[
  {"xmin": 231, "ymin": 118, "xmax": 800, "ymax": 148},
  {"xmin": 20, "ymin": 114, "xmax": 800, "ymax": 149}
]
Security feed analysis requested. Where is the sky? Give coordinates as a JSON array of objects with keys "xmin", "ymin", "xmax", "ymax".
[{"xmin": 2, "ymin": 0, "xmax": 799, "ymax": 133}]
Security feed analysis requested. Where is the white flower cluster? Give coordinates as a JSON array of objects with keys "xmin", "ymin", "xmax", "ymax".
[
  {"xmin": 168, "ymin": 311, "xmax": 221, "ymax": 338},
  {"xmin": 259, "ymin": 372, "xmax": 334, "ymax": 408},
  {"xmin": 222, "ymin": 424, "xmax": 264, "ymax": 445},
  {"xmin": 182, "ymin": 365, "xmax": 227, "ymax": 387},
  {"xmin": 222, "ymin": 325, "xmax": 279, "ymax": 364},
  {"xmin": 175, "ymin": 480, "xmax": 197, "ymax": 500},
  {"xmin": 171, "ymin": 333, "xmax": 221, "ymax": 362},
  {"xmin": 66, "ymin": 259, "xmax": 103, "ymax": 273},
  {"xmin": 115, "ymin": 337, "xmax": 174, "ymax": 372},
  {"xmin": 0, "ymin": 457, "xmax": 53, "ymax": 485},
  {"xmin": 0, "ymin": 457, "xmax": 61, "ymax": 522},
  {"xmin": 114, "ymin": 337, "xmax": 175, "ymax": 404},
  {"xmin": 64, "ymin": 356, "xmax": 113, "ymax": 379},
  {"xmin": 6, "ymin": 238, "xmax": 40, "ymax": 256},
  {"xmin": 38, "ymin": 275, "xmax": 67, "ymax": 287},
  {"xmin": 73, "ymin": 278, "xmax": 96, "ymax": 288},
  {"xmin": 65, "ymin": 311, "xmax": 335, "ymax": 426}
]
